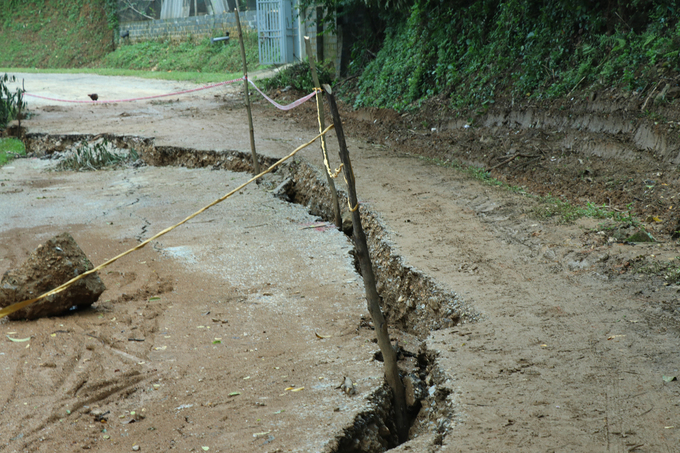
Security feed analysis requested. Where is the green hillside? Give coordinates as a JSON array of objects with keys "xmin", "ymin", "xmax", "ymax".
[
  {"xmin": 0, "ymin": 0, "xmax": 114, "ymax": 68},
  {"xmin": 349, "ymin": 0, "xmax": 680, "ymax": 111}
]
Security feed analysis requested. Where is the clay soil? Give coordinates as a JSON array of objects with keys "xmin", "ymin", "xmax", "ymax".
[{"xmin": 2, "ymin": 73, "xmax": 680, "ymax": 452}]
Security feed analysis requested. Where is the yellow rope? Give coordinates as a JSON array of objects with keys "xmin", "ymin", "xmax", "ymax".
[
  {"xmin": 0, "ymin": 124, "xmax": 335, "ymax": 320},
  {"xmin": 348, "ymin": 201, "xmax": 359, "ymax": 212},
  {"xmin": 313, "ymin": 89, "xmax": 342, "ymax": 180}
]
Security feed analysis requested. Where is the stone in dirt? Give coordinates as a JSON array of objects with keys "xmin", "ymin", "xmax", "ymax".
[{"xmin": 0, "ymin": 232, "xmax": 106, "ymax": 320}]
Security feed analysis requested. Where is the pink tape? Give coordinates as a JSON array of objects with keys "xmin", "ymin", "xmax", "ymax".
[
  {"xmin": 23, "ymin": 77, "xmax": 244, "ymax": 104},
  {"xmin": 247, "ymin": 77, "xmax": 316, "ymax": 111}
]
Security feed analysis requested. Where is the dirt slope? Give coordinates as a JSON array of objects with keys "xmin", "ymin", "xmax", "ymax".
[{"xmin": 3, "ymin": 74, "xmax": 680, "ymax": 452}]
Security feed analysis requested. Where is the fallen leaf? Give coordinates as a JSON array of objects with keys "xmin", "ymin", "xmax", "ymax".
[
  {"xmin": 253, "ymin": 431, "xmax": 270, "ymax": 438},
  {"xmin": 291, "ymin": 387, "xmax": 304, "ymax": 392},
  {"xmin": 228, "ymin": 392, "xmax": 241, "ymax": 397},
  {"xmin": 202, "ymin": 447, "xmax": 209, "ymax": 451},
  {"xmin": 315, "ymin": 332, "xmax": 331, "ymax": 339},
  {"xmin": 212, "ymin": 340, "xmax": 221, "ymax": 344},
  {"xmin": 284, "ymin": 387, "xmax": 295, "ymax": 391},
  {"xmin": 148, "ymin": 296, "xmax": 161, "ymax": 301},
  {"xmin": 662, "ymin": 375, "xmax": 677, "ymax": 383},
  {"xmin": 243, "ymin": 376, "xmax": 250, "ymax": 380},
  {"xmin": 7, "ymin": 336, "xmax": 30, "ymax": 342},
  {"xmin": 154, "ymin": 346, "xmax": 167, "ymax": 350}
]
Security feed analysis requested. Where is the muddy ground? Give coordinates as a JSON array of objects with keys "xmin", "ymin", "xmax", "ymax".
[{"xmin": 2, "ymin": 73, "xmax": 680, "ymax": 452}]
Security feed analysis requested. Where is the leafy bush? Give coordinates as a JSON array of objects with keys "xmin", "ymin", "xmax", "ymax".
[
  {"xmin": 262, "ymin": 60, "xmax": 334, "ymax": 92},
  {"xmin": 0, "ymin": 73, "xmax": 25, "ymax": 129}
]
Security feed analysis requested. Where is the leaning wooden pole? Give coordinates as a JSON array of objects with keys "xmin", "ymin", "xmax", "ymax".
[
  {"xmin": 235, "ymin": 5, "xmax": 260, "ymax": 174},
  {"xmin": 304, "ymin": 36, "xmax": 342, "ymax": 230},
  {"xmin": 323, "ymin": 84, "xmax": 409, "ymax": 442}
]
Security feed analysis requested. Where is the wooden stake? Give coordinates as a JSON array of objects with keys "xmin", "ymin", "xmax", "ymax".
[
  {"xmin": 235, "ymin": 5, "xmax": 260, "ymax": 174},
  {"xmin": 304, "ymin": 36, "xmax": 342, "ymax": 230},
  {"xmin": 323, "ymin": 84, "xmax": 409, "ymax": 442}
]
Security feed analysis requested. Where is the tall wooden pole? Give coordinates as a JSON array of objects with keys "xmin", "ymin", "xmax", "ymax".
[
  {"xmin": 304, "ymin": 36, "xmax": 342, "ymax": 229},
  {"xmin": 235, "ymin": 5, "xmax": 260, "ymax": 174},
  {"xmin": 323, "ymin": 84, "xmax": 409, "ymax": 442}
]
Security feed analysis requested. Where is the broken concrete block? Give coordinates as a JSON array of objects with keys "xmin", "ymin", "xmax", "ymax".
[{"xmin": 0, "ymin": 233, "xmax": 106, "ymax": 320}]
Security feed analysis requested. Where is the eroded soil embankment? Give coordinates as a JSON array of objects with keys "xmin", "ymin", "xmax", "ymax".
[{"xmin": 274, "ymin": 90, "xmax": 680, "ymax": 239}]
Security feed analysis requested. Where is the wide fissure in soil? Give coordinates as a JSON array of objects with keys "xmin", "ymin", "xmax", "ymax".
[{"xmin": 18, "ymin": 131, "xmax": 462, "ymax": 452}]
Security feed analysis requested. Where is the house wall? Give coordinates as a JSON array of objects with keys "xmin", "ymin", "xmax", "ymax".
[{"xmin": 119, "ymin": 11, "xmax": 257, "ymax": 43}]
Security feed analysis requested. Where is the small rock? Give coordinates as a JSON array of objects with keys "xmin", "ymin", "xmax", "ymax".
[
  {"xmin": 132, "ymin": 446, "xmax": 140, "ymax": 452},
  {"xmin": 340, "ymin": 376, "xmax": 356, "ymax": 396}
]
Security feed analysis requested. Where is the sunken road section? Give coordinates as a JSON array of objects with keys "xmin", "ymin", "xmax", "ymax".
[{"xmin": 21, "ymin": 131, "xmax": 470, "ymax": 451}]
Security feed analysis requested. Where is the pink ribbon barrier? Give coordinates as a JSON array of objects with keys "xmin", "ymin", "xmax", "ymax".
[
  {"xmin": 22, "ymin": 75, "xmax": 318, "ymax": 111},
  {"xmin": 246, "ymin": 77, "xmax": 316, "ymax": 111},
  {"xmin": 23, "ymin": 77, "xmax": 245, "ymax": 104}
]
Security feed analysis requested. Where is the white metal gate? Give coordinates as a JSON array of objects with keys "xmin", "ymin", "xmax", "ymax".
[{"xmin": 256, "ymin": 0, "xmax": 298, "ymax": 65}]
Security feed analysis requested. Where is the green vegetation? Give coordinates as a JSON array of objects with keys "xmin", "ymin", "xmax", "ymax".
[
  {"xmin": 351, "ymin": 0, "xmax": 680, "ymax": 111},
  {"xmin": 420, "ymin": 155, "xmax": 643, "ymax": 225},
  {"xmin": 0, "ymin": 0, "xmax": 260, "ymax": 77},
  {"xmin": 56, "ymin": 139, "xmax": 139, "ymax": 171},
  {"xmin": 629, "ymin": 255, "xmax": 680, "ymax": 284},
  {"xmin": 534, "ymin": 197, "xmax": 639, "ymax": 224},
  {"xmin": 262, "ymin": 60, "xmax": 335, "ymax": 92},
  {"xmin": 0, "ymin": 0, "xmax": 113, "ymax": 68},
  {"xmin": 1, "ymin": 73, "xmax": 26, "ymax": 128},
  {"xmin": 0, "ymin": 138, "xmax": 26, "ymax": 166},
  {"xmin": 101, "ymin": 32, "xmax": 262, "ymax": 74}
]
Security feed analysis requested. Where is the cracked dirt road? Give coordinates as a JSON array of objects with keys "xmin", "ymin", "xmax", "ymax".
[{"xmin": 2, "ymin": 73, "xmax": 680, "ymax": 452}]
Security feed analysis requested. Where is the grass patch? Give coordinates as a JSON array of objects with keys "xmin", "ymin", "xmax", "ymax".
[
  {"xmin": 0, "ymin": 137, "xmax": 26, "ymax": 166},
  {"xmin": 0, "ymin": 0, "xmax": 113, "ymax": 69},
  {"xmin": 420, "ymin": 155, "xmax": 525, "ymax": 193},
  {"xmin": 100, "ymin": 32, "xmax": 263, "ymax": 75},
  {"xmin": 418, "ymin": 155, "xmax": 642, "ymax": 225},
  {"xmin": 56, "ymin": 139, "xmax": 138, "ymax": 171}
]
